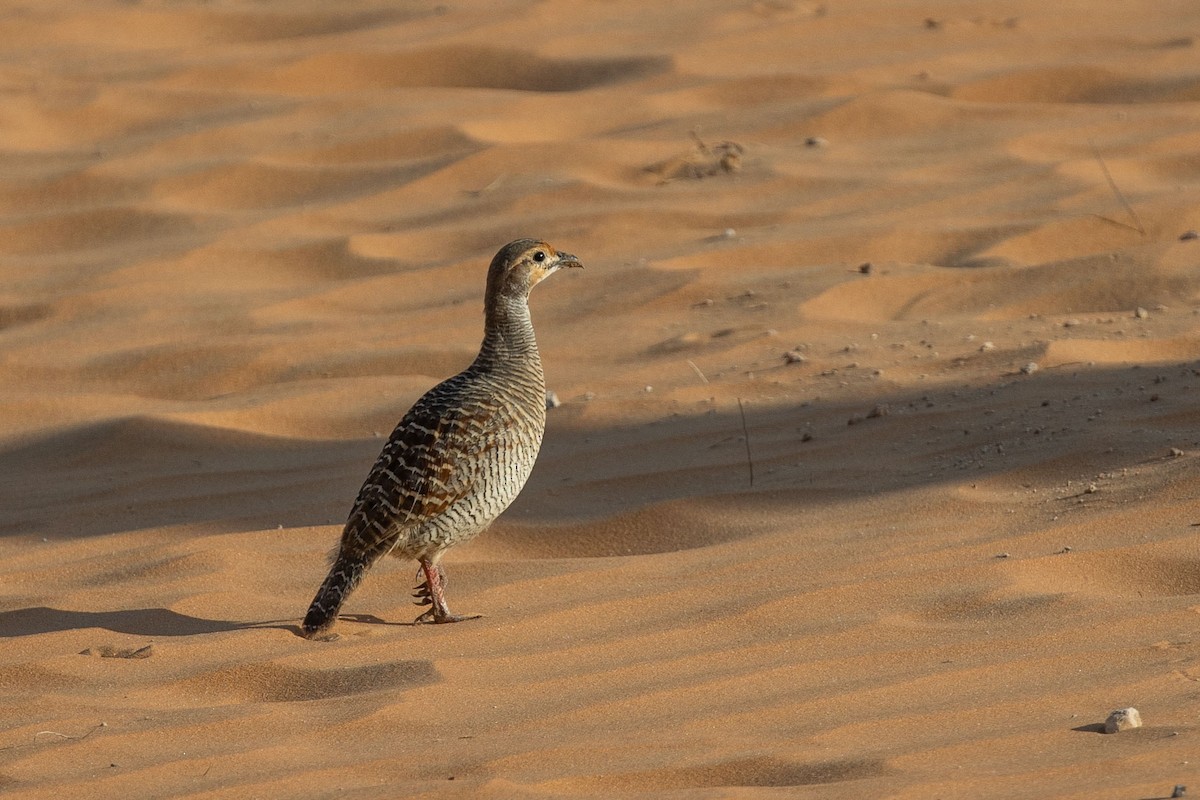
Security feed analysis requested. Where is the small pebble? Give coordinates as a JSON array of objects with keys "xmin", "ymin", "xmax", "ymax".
[
  {"xmin": 858, "ymin": 262, "xmax": 872, "ymax": 274},
  {"xmin": 783, "ymin": 350, "xmax": 807, "ymax": 364},
  {"xmin": 979, "ymin": 341, "xmax": 995, "ymax": 352},
  {"xmin": 722, "ymin": 227, "xmax": 736, "ymax": 238},
  {"xmin": 1103, "ymin": 707, "xmax": 1142, "ymax": 733},
  {"xmin": 1180, "ymin": 230, "xmax": 1198, "ymax": 241},
  {"xmin": 1170, "ymin": 447, "xmax": 1185, "ymax": 457},
  {"xmin": 643, "ymin": 385, "xmax": 653, "ymax": 393},
  {"xmin": 1172, "ymin": 785, "xmax": 1186, "ymax": 798},
  {"xmin": 1020, "ymin": 362, "xmax": 1038, "ymax": 375},
  {"xmin": 804, "ymin": 136, "xmax": 828, "ymax": 148},
  {"xmin": 1135, "ymin": 306, "xmax": 1149, "ymax": 319},
  {"xmin": 545, "ymin": 391, "xmax": 561, "ymax": 410}
]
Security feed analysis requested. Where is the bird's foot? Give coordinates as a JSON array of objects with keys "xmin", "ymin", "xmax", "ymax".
[{"xmin": 412, "ymin": 558, "xmax": 478, "ymax": 624}]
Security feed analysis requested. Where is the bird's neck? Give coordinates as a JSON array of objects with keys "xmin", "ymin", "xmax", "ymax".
[{"xmin": 478, "ymin": 293, "xmax": 542, "ymax": 369}]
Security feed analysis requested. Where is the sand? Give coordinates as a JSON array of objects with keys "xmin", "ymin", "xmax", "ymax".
[{"xmin": 2, "ymin": 1, "xmax": 1200, "ymax": 797}]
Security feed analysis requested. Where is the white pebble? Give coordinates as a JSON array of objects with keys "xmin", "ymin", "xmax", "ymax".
[
  {"xmin": 1104, "ymin": 707, "xmax": 1142, "ymax": 733},
  {"xmin": 979, "ymin": 341, "xmax": 995, "ymax": 352},
  {"xmin": 1020, "ymin": 362, "xmax": 1038, "ymax": 375}
]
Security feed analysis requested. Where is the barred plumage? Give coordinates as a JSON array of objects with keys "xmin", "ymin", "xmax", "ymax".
[{"xmin": 301, "ymin": 239, "xmax": 581, "ymax": 639}]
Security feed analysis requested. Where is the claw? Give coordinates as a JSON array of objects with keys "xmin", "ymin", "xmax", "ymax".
[{"xmin": 412, "ymin": 577, "xmax": 433, "ymax": 605}]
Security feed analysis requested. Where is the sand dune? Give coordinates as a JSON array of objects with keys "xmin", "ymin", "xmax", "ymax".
[{"xmin": 2, "ymin": 1, "xmax": 1200, "ymax": 797}]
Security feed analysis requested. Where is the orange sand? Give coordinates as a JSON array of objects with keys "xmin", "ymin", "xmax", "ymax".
[{"xmin": 2, "ymin": 2, "xmax": 1200, "ymax": 797}]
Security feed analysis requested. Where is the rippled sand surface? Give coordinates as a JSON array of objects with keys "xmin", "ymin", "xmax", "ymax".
[{"xmin": 3, "ymin": 2, "xmax": 1200, "ymax": 797}]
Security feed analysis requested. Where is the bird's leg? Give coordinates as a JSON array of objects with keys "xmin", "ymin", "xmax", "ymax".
[{"xmin": 413, "ymin": 557, "xmax": 481, "ymax": 624}]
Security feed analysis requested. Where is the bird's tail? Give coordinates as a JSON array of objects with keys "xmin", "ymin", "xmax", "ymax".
[{"xmin": 301, "ymin": 554, "xmax": 368, "ymax": 639}]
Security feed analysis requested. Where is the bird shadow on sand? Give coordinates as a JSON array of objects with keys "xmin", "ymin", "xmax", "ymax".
[
  {"xmin": 335, "ymin": 612, "xmax": 487, "ymax": 630},
  {"xmin": 0, "ymin": 606, "xmax": 295, "ymax": 638}
]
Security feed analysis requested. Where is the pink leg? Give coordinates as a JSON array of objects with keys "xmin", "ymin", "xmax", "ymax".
[{"xmin": 413, "ymin": 557, "xmax": 481, "ymax": 624}]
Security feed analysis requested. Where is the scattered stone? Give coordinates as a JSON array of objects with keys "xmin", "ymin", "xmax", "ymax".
[
  {"xmin": 979, "ymin": 341, "xmax": 996, "ymax": 352},
  {"xmin": 858, "ymin": 262, "xmax": 872, "ymax": 274},
  {"xmin": 995, "ymin": 552, "xmax": 1010, "ymax": 559},
  {"xmin": 1103, "ymin": 707, "xmax": 1142, "ymax": 733},
  {"xmin": 1020, "ymin": 361, "xmax": 1038, "ymax": 375},
  {"xmin": 804, "ymin": 136, "xmax": 828, "ymax": 148},
  {"xmin": 1170, "ymin": 447, "xmax": 1185, "ymax": 457},
  {"xmin": 847, "ymin": 404, "xmax": 889, "ymax": 426},
  {"xmin": 783, "ymin": 350, "xmax": 807, "ymax": 364},
  {"xmin": 545, "ymin": 391, "xmax": 561, "ymax": 410},
  {"xmin": 1180, "ymin": 230, "xmax": 1198, "ymax": 241},
  {"xmin": 1134, "ymin": 306, "xmax": 1149, "ymax": 319},
  {"xmin": 1063, "ymin": 319, "xmax": 1081, "ymax": 328},
  {"xmin": 722, "ymin": 227, "xmax": 737, "ymax": 239},
  {"xmin": 643, "ymin": 385, "xmax": 653, "ymax": 393}
]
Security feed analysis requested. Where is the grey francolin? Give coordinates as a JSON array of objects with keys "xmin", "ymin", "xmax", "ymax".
[{"xmin": 301, "ymin": 239, "xmax": 581, "ymax": 639}]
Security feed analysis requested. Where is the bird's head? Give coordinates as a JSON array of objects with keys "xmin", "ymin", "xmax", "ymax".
[{"xmin": 488, "ymin": 238, "xmax": 583, "ymax": 300}]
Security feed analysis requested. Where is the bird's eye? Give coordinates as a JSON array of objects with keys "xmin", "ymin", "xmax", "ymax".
[{"xmin": 532, "ymin": 251, "xmax": 546, "ymax": 262}]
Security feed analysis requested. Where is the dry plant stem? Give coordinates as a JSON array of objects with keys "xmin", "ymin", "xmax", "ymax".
[
  {"xmin": 1090, "ymin": 139, "xmax": 1145, "ymax": 235},
  {"xmin": 737, "ymin": 397, "xmax": 754, "ymax": 488}
]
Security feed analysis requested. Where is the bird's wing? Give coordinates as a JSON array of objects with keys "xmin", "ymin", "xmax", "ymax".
[{"xmin": 339, "ymin": 377, "xmax": 506, "ymax": 555}]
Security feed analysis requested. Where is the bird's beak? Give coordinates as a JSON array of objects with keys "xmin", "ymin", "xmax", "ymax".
[{"xmin": 556, "ymin": 251, "xmax": 583, "ymax": 270}]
